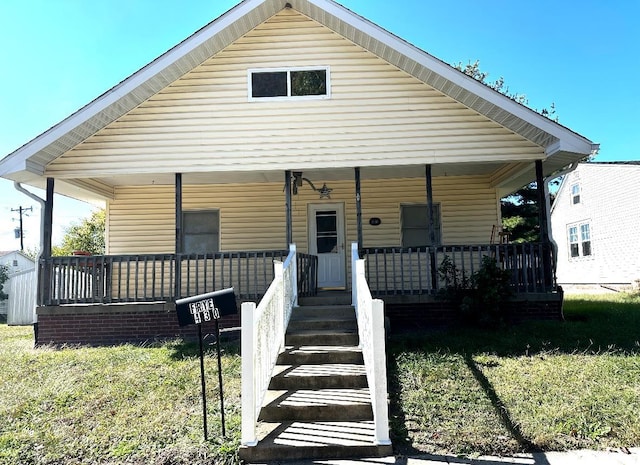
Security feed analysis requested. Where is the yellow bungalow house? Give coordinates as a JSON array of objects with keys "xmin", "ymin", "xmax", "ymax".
[{"xmin": 0, "ymin": 0, "xmax": 597, "ymax": 345}]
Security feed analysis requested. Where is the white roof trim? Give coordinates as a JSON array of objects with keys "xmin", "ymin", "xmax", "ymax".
[{"xmin": 1, "ymin": 0, "xmax": 595, "ymax": 183}]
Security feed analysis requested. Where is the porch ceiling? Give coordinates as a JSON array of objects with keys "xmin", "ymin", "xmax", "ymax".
[{"xmin": 88, "ymin": 162, "xmax": 505, "ymax": 187}]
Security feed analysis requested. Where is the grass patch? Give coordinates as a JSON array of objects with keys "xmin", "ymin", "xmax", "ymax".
[
  {"xmin": 388, "ymin": 293, "xmax": 640, "ymax": 456},
  {"xmin": 2, "ymin": 293, "xmax": 639, "ymax": 462},
  {"xmin": 0, "ymin": 326, "xmax": 241, "ymax": 465}
]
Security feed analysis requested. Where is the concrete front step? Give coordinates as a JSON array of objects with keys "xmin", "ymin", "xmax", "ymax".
[
  {"xmin": 259, "ymin": 388, "xmax": 373, "ymax": 422},
  {"xmin": 288, "ymin": 316, "xmax": 357, "ymax": 331},
  {"xmin": 277, "ymin": 345, "xmax": 364, "ymax": 365},
  {"xmin": 291, "ymin": 305, "xmax": 355, "ymax": 319},
  {"xmin": 299, "ymin": 291, "xmax": 353, "ymax": 306},
  {"xmin": 239, "ymin": 420, "xmax": 393, "ymax": 462},
  {"xmin": 269, "ymin": 364, "xmax": 368, "ymax": 390},
  {"xmin": 286, "ymin": 329, "xmax": 359, "ymax": 347}
]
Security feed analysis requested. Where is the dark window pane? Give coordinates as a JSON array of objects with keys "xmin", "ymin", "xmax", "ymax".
[
  {"xmin": 252, "ymin": 72, "xmax": 287, "ymax": 98},
  {"xmin": 291, "ymin": 70, "xmax": 326, "ymax": 96},
  {"xmin": 572, "ymin": 195, "xmax": 580, "ymax": 204},
  {"xmin": 183, "ymin": 211, "xmax": 219, "ymax": 253},
  {"xmin": 582, "ymin": 241, "xmax": 591, "ymax": 256},
  {"xmin": 403, "ymin": 229, "xmax": 429, "ymax": 248},
  {"xmin": 317, "ymin": 236, "xmax": 337, "ymax": 253},
  {"xmin": 401, "ymin": 204, "xmax": 441, "ymax": 246},
  {"xmin": 183, "ymin": 211, "xmax": 219, "ymax": 234},
  {"xmin": 316, "ymin": 214, "xmax": 337, "ymax": 234},
  {"xmin": 570, "ymin": 243, "xmax": 580, "ymax": 257}
]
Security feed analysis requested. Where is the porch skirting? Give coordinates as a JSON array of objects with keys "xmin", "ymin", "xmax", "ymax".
[
  {"xmin": 35, "ymin": 303, "xmax": 240, "ymax": 346},
  {"xmin": 384, "ymin": 290, "xmax": 564, "ymax": 331}
]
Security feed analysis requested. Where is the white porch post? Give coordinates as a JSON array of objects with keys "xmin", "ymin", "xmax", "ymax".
[
  {"xmin": 241, "ymin": 301, "xmax": 258, "ymax": 446},
  {"xmin": 289, "ymin": 243, "xmax": 298, "ymax": 308},
  {"xmin": 371, "ymin": 297, "xmax": 391, "ymax": 445}
]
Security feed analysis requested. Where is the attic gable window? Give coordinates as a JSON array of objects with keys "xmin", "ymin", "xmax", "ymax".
[
  {"xmin": 571, "ymin": 183, "xmax": 581, "ymax": 204},
  {"xmin": 249, "ymin": 67, "xmax": 330, "ymax": 101}
]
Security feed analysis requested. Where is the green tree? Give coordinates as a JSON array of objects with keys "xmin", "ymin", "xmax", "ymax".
[
  {"xmin": 0, "ymin": 264, "xmax": 9, "ymax": 301},
  {"xmin": 454, "ymin": 60, "xmax": 559, "ymax": 242},
  {"xmin": 454, "ymin": 60, "xmax": 557, "ymax": 120},
  {"xmin": 53, "ymin": 209, "xmax": 106, "ymax": 256}
]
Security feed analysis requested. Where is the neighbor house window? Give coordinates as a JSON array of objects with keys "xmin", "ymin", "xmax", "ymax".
[
  {"xmin": 568, "ymin": 222, "xmax": 591, "ymax": 258},
  {"xmin": 571, "ymin": 183, "xmax": 581, "ymax": 204},
  {"xmin": 401, "ymin": 204, "xmax": 442, "ymax": 247},
  {"xmin": 249, "ymin": 67, "xmax": 330, "ymax": 100},
  {"xmin": 182, "ymin": 210, "xmax": 220, "ymax": 254}
]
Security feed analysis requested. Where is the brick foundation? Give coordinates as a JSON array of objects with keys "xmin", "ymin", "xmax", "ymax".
[
  {"xmin": 36, "ymin": 303, "xmax": 240, "ymax": 346},
  {"xmin": 384, "ymin": 290, "xmax": 564, "ymax": 331},
  {"xmin": 35, "ymin": 291, "xmax": 564, "ymax": 345}
]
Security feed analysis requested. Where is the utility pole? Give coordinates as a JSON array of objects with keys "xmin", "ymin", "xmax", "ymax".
[{"xmin": 11, "ymin": 206, "xmax": 33, "ymax": 251}]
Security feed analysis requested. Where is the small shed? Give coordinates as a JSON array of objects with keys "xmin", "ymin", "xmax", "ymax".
[{"xmin": 0, "ymin": 251, "xmax": 36, "ymax": 325}]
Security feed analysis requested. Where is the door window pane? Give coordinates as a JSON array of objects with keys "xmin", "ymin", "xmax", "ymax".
[{"xmin": 316, "ymin": 211, "xmax": 338, "ymax": 253}]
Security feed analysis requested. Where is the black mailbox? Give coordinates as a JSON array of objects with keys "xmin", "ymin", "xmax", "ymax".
[{"xmin": 175, "ymin": 288, "xmax": 237, "ymax": 327}]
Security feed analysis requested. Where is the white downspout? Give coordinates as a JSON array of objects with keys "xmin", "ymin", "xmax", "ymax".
[{"xmin": 13, "ymin": 182, "xmax": 46, "ymax": 325}]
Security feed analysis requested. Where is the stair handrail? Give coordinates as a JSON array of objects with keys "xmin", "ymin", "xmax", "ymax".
[
  {"xmin": 241, "ymin": 244, "xmax": 298, "ymax": 446},
  {"xmin": 351, "ymin": 242, "xmax": 391, "ymax": 446}
]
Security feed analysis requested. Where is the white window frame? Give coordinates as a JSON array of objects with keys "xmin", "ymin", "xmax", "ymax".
[
  {"xmin": 567, "ymin": 221, "xmax": 592, "ymax": 259},
  {"xmin": 571, "ymin": 183, "xmax": 581, "ymax": 205},
  {"xmin": 248, "ymin": 66, "xmax": 331, "ymax": 102}
]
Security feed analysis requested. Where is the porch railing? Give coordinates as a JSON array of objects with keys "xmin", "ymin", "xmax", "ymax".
[
  {"xmin": 351, "ymin": 243, "xmax": 391, "ymax": 445},
  {"xmin": 39, "ymin": 248, "xmax": 317, "ymax": 306},
  {"xmin": 360, "ymin": 242, "xmax": 554, "ymax": 296},
  {"xmin": 241, "ymin": 245, "xmax": 298, "ymax": 446}
]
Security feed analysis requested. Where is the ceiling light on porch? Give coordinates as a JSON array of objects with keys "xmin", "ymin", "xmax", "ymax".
[{"xmin": 290, "ymin": 171, "xmax": 332, "ymax": 199}]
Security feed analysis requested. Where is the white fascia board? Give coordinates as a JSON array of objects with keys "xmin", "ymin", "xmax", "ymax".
[
  {"xmin": 546, "ymin": 139, "xmax": 600, "ymax": 158},
  {"xmin": 313, "ymin": 0, "xmax": 593, "ymax": 154},
  {"xmin": 2, "ymin": 0, "xmax": 268, "ymax": 173}
]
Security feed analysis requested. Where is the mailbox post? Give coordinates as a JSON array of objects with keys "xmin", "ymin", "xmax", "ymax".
[{"xmin": 176, "ymin": 288, "xmax": 237, "ymax": 440}]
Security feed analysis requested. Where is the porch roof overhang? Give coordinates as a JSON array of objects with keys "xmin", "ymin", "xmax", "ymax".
[{"xmin": 0, "ymin": 0, "xmax": 598, "ymax": 202}]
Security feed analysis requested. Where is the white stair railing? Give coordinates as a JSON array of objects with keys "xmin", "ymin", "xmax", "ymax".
[
  {"xmin": 351, "ymin": 242, "xmax": 391, "ymax": 446},
  {"xmin": 241, "ymin": 244, "xmax": 298, "ymax": 446}
]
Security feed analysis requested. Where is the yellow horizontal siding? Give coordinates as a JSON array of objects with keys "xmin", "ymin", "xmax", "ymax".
[
  {"xmin": 48, "ymin": 9, "xmax": 542, "ymax": 177},
  {"xmin": 107, "ymin": 175, "xmax": 499, "ymax": 254}
]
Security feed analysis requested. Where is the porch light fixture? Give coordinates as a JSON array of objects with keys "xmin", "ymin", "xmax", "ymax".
[{"xmin": 291, "ymin": 171, "xmax": 332, "ymax": 199}]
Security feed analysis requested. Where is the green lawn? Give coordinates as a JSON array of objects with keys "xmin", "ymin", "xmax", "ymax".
[
  {"xmin": 388, "ymin": 293, "xmax": 640, "ymax": 456},
  {"xmin": 1, "ymin": 293, "xmax": 639, "ymax": 464},
  {"xmin": 0, "ymin": 327, "xmax": 241, "ymax": 465}
]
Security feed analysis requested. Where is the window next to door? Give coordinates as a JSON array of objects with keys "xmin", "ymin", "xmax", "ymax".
[
  {"xmin": 401, "ymin": 204, "xmax": 442, "ymax": 247},
  {"xmin": 182, "ymin": 210, "xmax": 220, "ymax": 254}
]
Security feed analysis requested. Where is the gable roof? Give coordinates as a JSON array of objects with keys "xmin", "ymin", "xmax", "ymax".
[{"xmin": 0, "ymin": 0, "xmax": 597, "ymax": 195}]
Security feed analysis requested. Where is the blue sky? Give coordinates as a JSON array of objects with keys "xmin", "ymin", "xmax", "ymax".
[{"xmin": 1, "ymin": 0, "xmax": 638, "ymax": 251}]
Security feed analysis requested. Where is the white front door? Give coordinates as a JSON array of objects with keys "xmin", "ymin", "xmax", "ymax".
[{"xmin": 308, "ymin": 203, "xmax": 346, "ymax": 289}]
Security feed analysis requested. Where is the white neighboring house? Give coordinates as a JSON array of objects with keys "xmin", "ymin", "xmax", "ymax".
[
  {"xmin": 551, "ymin": 162, "xmax": 640, "ymax": 291},
  {"xmin": 0, "ymin": 250, "xmax": 36, "ymax": 324}
]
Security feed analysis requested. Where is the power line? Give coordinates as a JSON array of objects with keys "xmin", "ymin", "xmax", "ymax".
[{"xmin": 11, "ymin": 206, "xmax": 33, "ymax": 251}]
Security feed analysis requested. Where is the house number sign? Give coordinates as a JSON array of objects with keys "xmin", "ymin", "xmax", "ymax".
[
  {"xmin": 175, "ymin": 288, "xmax": 237, "ymax": 441},
  {"xmin": 189, "ymin": 299, "xmax": 220, "ymax": 324},
  {"xmin": 176, "ymin": 288, "xmax": 236, "ymax": 327}
]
